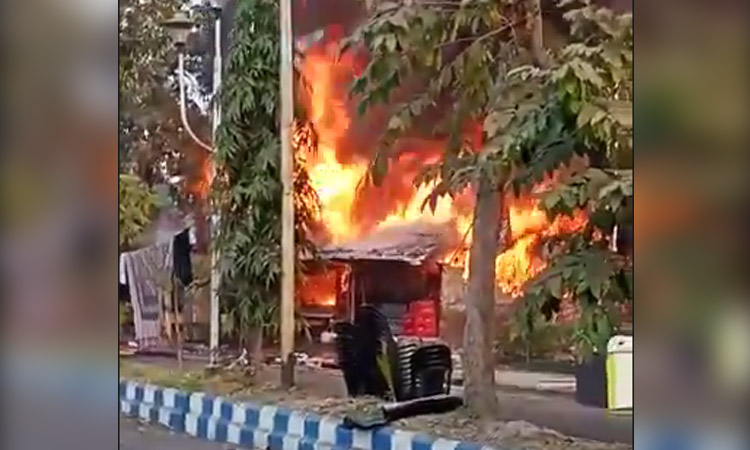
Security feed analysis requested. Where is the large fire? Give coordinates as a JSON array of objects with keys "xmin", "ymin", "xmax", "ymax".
[
  {"xmin": 298, "ymin": 267, "xmax": 338, "ymax": 307},
  {"xmin": 497, "ymin": 192, "xmax": 588, "ymax": 296},
  {"xmin": 294, "ymin": 30, "xmax": 587, "ymax": 300}
]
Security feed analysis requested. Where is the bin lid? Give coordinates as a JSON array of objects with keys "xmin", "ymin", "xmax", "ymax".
[{"xmin": 607, "ymin": 335, "xmax": 633, "ymax": 353}]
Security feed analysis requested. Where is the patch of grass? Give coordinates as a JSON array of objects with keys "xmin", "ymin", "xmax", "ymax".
[
  {"xmin": 120, "ymin": 359, "xmax": 255, "ymax": 395},
  {"xmin": 495, "ymin": 317, "xmax": 576, "ymax": 364},
  {"xmin": 171, "ymin": 372, "xmax": 205, "ymax": 391},
  {"xmin": 120, "ymin": 360, "xmax": 205, "ymax": 390}
]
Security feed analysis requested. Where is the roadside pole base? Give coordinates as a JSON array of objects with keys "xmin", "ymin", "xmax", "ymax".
[
  {"xmin": 281, "ymin": 353, "xmax": 296, "ymax": 388},
  {"xmin": 204, "ymin": 364, "xmax": 221, "ymax": 376}
]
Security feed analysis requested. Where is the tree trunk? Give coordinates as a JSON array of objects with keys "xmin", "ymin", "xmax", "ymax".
[
  {"xmin": 246, "ymin": 326, "xmax": 264, "ymax": 368},
  {"xmin": 193, "ymin": 199, "xmax": 210, "ymax": 255},
  {"xmin": 174, "ymin": 290, "xmax": 184, "ymax": 370},
  {"xmin": 462, "ymin": 172, "xmax": 501, "ymax": 418},
  {"xmin": 526, "ymin": 0, "xmax": 549, "ymax": 67}
]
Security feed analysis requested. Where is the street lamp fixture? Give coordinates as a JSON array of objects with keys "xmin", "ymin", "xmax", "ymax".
[
  {"xmin": 162, "ymin": 10, "xmax": 212, "ymax": 152},
  {"xmin": 162, "ymin": 11, "xmax": 195, "ymax": 48},
  {"xmin": 208, "ymin": 0, "xmax": 230, "ymax": 12}
]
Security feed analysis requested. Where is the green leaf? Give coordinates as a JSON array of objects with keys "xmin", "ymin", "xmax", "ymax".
[
  {"xmin": 385, "ymin": 34, "xmax": 398, "ymax": 52},
  {"xmin": 595, "ymin": 313, "xmax": 612, "ymax": 349},
  {"xmin": 483, "ymin": 111, "xmax": 511, "ymax": 138},
  {"xmin": 389, "ymin": 10, "xmax": 408, "ymax": 29},
  {"xmin": 547, "ymin": 276, "xmax": 563, "ymax": 299},
  {"xmin": 623, "ymin": 269, "xmax": 633, "ymax": 299},
  {"xmin": 388, "ymin": 115, "xmax": 405, "ymax": 131},
  {"xmin": 590, "ymin": 109, "xmax": 607, "ymax": 124},
  {"xmin": 439, "ymin": 66, "xmax": 453, "ymax": 89},
  {"xmin": 622, "ymin": 181, "xmax": 633, "ymax": 197},
  {"xmin": 352, "ymin": 76, "xmax": 368, "ymax": 94},
  {"xmin": 507, "ymin": 65, "xmax": 538, "ymax": 79},
  {"xmin": 560, "ymin": 189, "xmax": 577, "ymax": 209},
  {"xmin": 377, "ymin": 1, "xmax": 399, "ymax": 11},
  {"xmin": 542, "ymin": 191, "xmax": 561, "ymax": 211},
  {"xmin": 598, "ymin": 179, "xmax": 625, "ymax": 202},
  {"xmin": 577, "ymin": 103, "xmax": 598, "ymax": 127},
  {"xmin": 590, "ymin": 208, "xmax": 616, "ymax": 233},
  {"xmin": 409, "ymin": 98, "xmax": 425, "ymax": 116},
  {"xmin": 571, "ymin": 59, "xmax": 605, "ymax": 89},
  {"xmin": 605, "ymin": 99, "xmax": 633, "ymax": 128}
]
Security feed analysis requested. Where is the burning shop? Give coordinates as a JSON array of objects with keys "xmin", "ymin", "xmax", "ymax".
[{"xmin": 298, "ymin": 221, "xmax": 462, "ymax": 340}]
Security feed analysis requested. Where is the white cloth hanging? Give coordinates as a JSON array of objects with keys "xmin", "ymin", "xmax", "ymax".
[
  {"xmin": 119, "ymin": 253, "xmax": 127, "ymax": 284},
  {"xmin": 121, "ymin": 240, "xmax": 173, "ymax": 349}
]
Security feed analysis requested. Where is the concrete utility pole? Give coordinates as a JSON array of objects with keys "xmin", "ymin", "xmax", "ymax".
[
  {"xmin": 279, "ymin": 0, "xmax": 296, "ymax": 387},
  {"xmin": 208, "ymin": 1, "xmax": 224, "ymax": 370}
]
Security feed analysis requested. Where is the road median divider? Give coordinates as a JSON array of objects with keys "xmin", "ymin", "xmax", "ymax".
[{"xmin": 120, "ymin": 379, "xmax": 503, "ymax": 450}]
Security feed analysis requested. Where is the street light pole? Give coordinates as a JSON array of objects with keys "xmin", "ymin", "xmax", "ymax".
[
  {"xmin": 279, "ymin": 0, "xmax": 296, "ymax": 388},
  {"xmin": 164, "ymin": 5, "xmax": 224, "ymax": 368}
]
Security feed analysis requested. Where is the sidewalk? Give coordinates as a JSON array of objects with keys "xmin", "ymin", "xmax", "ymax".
[
  {"xmin": 450, "ymin": 354, "xmax": 576, "ymax": 396},
  {"xmin": 122, "ymin": 355, "xmax": 631, "ymax": 444},
  {"xmin": 494, "ymin": 369, "xmax": 576, "ymax": 395},
  {"xmin": 125, "ymin": 349, "xmax": 578, "ymax": 396}
]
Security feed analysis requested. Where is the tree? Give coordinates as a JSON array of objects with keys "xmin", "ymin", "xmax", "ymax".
[
  {"xmin": 508, "ymin": 3, "xmax": 632, "ymax": 362},
  {"xmin": 119, "ymin": 0, "xmax": 182, "ymax": 180},
  {"xmin": 119, "ymin": 174, "xmax": 159, "ymax": 250},
  {"xmin": 215, "ymin": 0, "xmax": 321, "ymax": 365},
  {"xmin": 119, "ymin": 0, "xmax": 212, "ymax": 190},
  {"xmin": 344, "ymin": 0, "xmax": 631, "ymax": 416},
  {"xmin": 120, "ymin": 0, "xmax": 217, "ymax": 254}
]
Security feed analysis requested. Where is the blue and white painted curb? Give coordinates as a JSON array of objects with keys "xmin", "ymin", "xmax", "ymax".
[{"xmin": 120, "ymin": 380, "xmax": 500, "ymax": 450}]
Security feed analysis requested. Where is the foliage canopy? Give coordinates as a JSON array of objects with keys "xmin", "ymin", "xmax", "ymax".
[
  {"xmin": 215, "ymin": 0, "xmax": 320, "ymax": 343},
  {"xmin": 346, "ymin": 0, "xmax": 632, "ymax": 360},
  {"xmin": 119, "ymin": 174, "xmax": 159, "ymax": 249},
  {"xmin": 119, "ymin": 0, "xmax": 212, "ymax": 191}
]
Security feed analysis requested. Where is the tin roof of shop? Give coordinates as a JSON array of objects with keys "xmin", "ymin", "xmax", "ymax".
[{"xmin": 317, "ymin": 221, "xmax": 459, "ymax": 265}]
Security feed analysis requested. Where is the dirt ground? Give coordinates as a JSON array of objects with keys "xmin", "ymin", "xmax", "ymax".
[{"xmin": 120, "ymin": 358, "xmax": 632, "ymax": 450}]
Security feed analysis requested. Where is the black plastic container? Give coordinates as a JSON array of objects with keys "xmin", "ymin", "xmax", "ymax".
[{"xmin": 574, "ymin": 353, "xmax": 607, "ymax": 408}]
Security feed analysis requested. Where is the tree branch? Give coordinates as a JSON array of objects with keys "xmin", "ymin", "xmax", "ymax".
[
  {"xmin": 421, "ymin": 1, "xmax": 466, "ymax": 7},
  {"xmin": 438, "ymin": 14, "xmax": 534, "ymax": 48}
]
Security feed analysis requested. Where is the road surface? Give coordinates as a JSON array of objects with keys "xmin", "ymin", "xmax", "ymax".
[
  {"xmin": 489, "ymin": 388, "xmax": 632, "ymax": 444},
  {"xmin": 121, "ymin": 417, "xmax": 231, "ymax": 450}
]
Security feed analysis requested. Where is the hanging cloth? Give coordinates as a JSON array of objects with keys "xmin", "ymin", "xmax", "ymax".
[
  {"xmin": 172, "ymin": 229, "xmax": 193, "ymax": 287},
  {"xmin": 119, "ymin": 253, "xmax": 130, "ymax": 302},
  {"xmin": 121, "ymin": 239, "xmax": 173, "ymax": 349}
]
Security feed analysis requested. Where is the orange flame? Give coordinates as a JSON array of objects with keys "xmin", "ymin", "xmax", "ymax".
[
  {"xmin": 298, "ymin": 270, "xmax": 338, "ymax": 307},
  {"xmin": 498, "ymin": 194, "xmax": 587, "ymax": 297},
  {"xmin": 294, "ymin": 33, "xmax": 588, "ymax": 305},
  {"xmin": 296, "ymin": 37, "xmax": 367, "ymax": 242},
  {"xmin": 296, "ymin": 34, "xmax": 462, "ymax": 243}
]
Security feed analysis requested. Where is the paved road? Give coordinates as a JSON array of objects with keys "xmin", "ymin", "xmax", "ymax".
[
  {"xmin": 490, "ymin": 389, "xmax": 632, "ymax": 444},
  {"xmin": 121, "ymin": 417, "xmax": 231, "ymax": 450}
]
